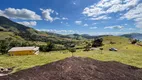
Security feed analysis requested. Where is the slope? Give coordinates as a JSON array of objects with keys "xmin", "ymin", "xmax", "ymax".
[{"xmin": 0, "ymin": 16, "xmax": 80, "ymax": 44}]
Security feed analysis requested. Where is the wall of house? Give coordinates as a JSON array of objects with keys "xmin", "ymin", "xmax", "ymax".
[{"xmin": 9, "ymin": 50, "xmax": 37, "ymax": 56}]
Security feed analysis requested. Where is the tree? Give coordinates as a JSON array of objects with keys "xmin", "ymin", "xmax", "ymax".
[
  {"xmin": 64, "ymin": 43, "xmax": 75, "ymax": 49},
  {"xmin": 131, "ymin": 39, "xmax": 139, "ymax": 44},
  {"xmin": 64, "ymin": 43, "xmax": 76, "ymax": 56},
  {"xmin": 92, "ymin": 38, "xmax": 103, "ymax": 47},
  {"xmin": 39, "ymin": 41, "xmax": 54, "ymax": 52},
  {"xmin": 100, "ymin": 48, "xmax": 103, "ymax": 54},
  {"xmin": 46, "ymin": 41, "xmax": 54, "ymax": 52},
  {"xmin": 84, "ymin": 42, "xmax": 91, "ymax": 51},
  {"xmin": 68, "ymin": 48, "xmax": 76, "ymax": 57},
  {"xmin": 0, "ymin": 40, "xmax": 11, "ymax": 54}
]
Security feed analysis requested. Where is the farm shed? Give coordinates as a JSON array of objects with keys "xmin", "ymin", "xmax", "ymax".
[{"xmin": 8, "ymin": 47, "xmax": 39, "ymax": 56}]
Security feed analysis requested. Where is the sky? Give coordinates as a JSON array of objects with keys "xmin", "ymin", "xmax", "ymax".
[{"xmin": 0, "ymin": 0, "xmax": 142, "ymax": 35}]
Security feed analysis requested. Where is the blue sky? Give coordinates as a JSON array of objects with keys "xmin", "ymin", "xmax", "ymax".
[{"xmin": 0, "ymin": 0, "xmax": 142, "ymax": 35}]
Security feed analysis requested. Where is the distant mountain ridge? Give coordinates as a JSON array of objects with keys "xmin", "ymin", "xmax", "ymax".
[
  {"xmin": 2, "ymin": 16, "xmax": 140, "ymax": 42},
  {"xmin": 121, "ymin": 33, "xmax": 142, "ymax": 41},
  {"xmin": 0, "ymin": 16, "xmax": 102, "ymax": 41}
]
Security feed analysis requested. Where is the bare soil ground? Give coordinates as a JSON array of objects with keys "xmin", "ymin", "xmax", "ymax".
[{"xmin": 1, "ymin": 57, "xmax": 142, "ymax": 80}]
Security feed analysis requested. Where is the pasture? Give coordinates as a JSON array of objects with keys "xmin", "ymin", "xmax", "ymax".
[{"xmin": 0, "ymin": 36, "xmax": 142, "ymax": 73}]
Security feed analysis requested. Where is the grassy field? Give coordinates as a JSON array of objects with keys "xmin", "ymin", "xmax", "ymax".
[
  {"xmin": 0, "ymin": 32, "xmax": 25, "ymax": 41},
  {"xmin": 0, "ymin": 36, "xmax": 142, "ymax": 73},
  {"xmin": 0, "ymin": 52, "xmax": 71, "ymax": 73}
]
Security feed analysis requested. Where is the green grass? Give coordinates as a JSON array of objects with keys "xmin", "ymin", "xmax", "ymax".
[
  {"xmin": 0, "ymin": 48, "xmax": 142, "ymax": 73},
  {"xmin": 0, "ymin": 36, "xmax": 142, "ymax": 73},
  {"xmin": 0, "ymin": 32, "xmax": 14, "ymax": 40},
  {"xmin": 0, "ymin": 32, "xmax": 24, "ymax": 41},
  {"xmin": 75, "ymin": 50, "xmax": 142, "ymax": 68},
  {"xmin": 0, "ymin": 51, "xmax": 71, "ymax": 73}
]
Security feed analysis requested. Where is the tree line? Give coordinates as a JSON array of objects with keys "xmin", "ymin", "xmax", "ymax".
[{"xmin": 0, "ymin": 37, "xmax": 104, "ymax": 55}]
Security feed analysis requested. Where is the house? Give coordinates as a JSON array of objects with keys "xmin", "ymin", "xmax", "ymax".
[{"xmin": 8, "ymin": 47, "xmax": 39, "ymax": 56}]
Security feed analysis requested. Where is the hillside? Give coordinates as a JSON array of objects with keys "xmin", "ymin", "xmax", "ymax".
[
  {"xmin": 102, "ymin": 36, "xmax": 130, "ymax": 49},
  {"xmin": 121, "ymin": 33, "xmax": 142, "ymax": 41},
  {"xmin": 0, "ymin": 16, "xmax": 32, "ymax": 33},
  {"xmin": 0, "ymin": 32, "xmax": 23, "ymax": 40},
  {"xmin": 0, "ymin": 16, "xmax": 43, "ymax": 41},
  {"xmin": 0, "ymin": 16, "xmax": 114, "ymax": 43},
  {"xmin": 0, "ymin": 16, "xmax": 84, "ymax": 44},
  {"xmin": 100, "ymin": 36, "xmax": 142, "ymax": 53},
  {"xmin": 0, "ymin": 16, "xmax": 105, "ymax": 41}
]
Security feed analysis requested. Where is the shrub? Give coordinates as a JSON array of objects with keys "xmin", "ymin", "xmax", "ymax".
[
  {"xmin": 39, "ymin": 41, "xmax": 55, "ymax": 52},
  {"xmin": 64, "ymin": 43, "xmax": 76, "ymax": 56},
  {"xmin": 68, "ymin": 48, "xmax": 76, "ymax": 56},
  {"xmin": 92, "ymin": 38, "xmax": 103, "ymax": 47},
  {"xmin": 84, "ymin": 43, "xmax": 91, "ymax": 51},
  {"xmin": 131, "ymin": 39, "xmax": 139, "ymax": 44}
]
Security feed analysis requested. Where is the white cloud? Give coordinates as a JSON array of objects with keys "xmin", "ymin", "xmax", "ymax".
[
  {"xmin": 60, "ymin": 22, "xmax": 70, "ymax": 26},
  {"xmin": 55, "ymin": 12, "xmax": 59, "ymax": 15},
  {"xmin": 40, "ymin": 8, "xmax": 54, "ymax": 22},
  {"xmin": 121, "ymin": 3, "xmax": 142, "ymax": 28},
  {"xmin": 82, "ymin": 0, "xmax": 139, "ymax": 19},
  {"xmin": 17, "ymin": 21, "xmax": 37, "ymax": 27},
  {"xmin": 106, "ymin": 0, "xmax": 139, "ymax": 13},
  {"xmin": 121, "ymin": 3, "xmax": 142, "ymax": 20},
  {"xmin": 40, "ymin": 8, "xmax": 67, "ymax": 22},
  {"xmin": 37, "ymin": 29, "xmax": 78, "ymax": 34},
  {"xmin": 104, "ymin": 25, "xmax": 124, "ymax": 29},
  {"xmin": 92, "ymin": 23, "xmax": 97, "ymax": 25},
  {"xmin": 73, "ymin": 2, "xmax": 76, "ymax": 5},
  {"xmin": 54, "ymin": 17, "xmax": 60, "ymax": 20},
  {"xmin": 0, "ymin": 10, "xmax": 6, "ymax": 17},
  {"xmin": 75, "ymin": 21, "xmax": 82, "ymax": 25},
  {"xmin": 83, "ymin": 24, "xmax": 88, "ymax": 26},
  {"xmin": 89, "ymin": 15, "xmax": 111, "ymax": 20},
  {"xmin": 62, "ymin": 17, "xmax": 68, "ymax": 20},
  {"xmin": 65, "ymin": 22, "xmax": 70, "ymax": 26},
  {"xmin": 90, "ymin": 32, "xmax": 136, "ymax": 36},
  {"xmin": 136, "ymin": 21, "xmax": 142, "ymax": 28},
  {"xmin": 128, "ymin": 28, "xmax": 135, "ymax": 30},
  {"xmin": 90, "ymin": 27, "xmax": 97, "ymax": 29},
  {"xmin": 82, "ymin": 6, "xmax": 104, "ymax": 17},
  {"xmin": 0, "ymin": 8, "xmax": 42, "ymax": 20}
]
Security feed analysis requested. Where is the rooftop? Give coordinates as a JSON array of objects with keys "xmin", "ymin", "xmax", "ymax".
[{"xmin": 8, "ymin": 47, "xmax": 39, "ymax": 52}]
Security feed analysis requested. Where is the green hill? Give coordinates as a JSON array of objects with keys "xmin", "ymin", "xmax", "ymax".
[
  {"xmin": 0, "ymin": 16, "xmax": 40, "ymax": 40},
  {"xmin": 121, "ymin": 33, "xmax": 142, "ymax": 41},
  {"xmin": 0, "ymin": 16, "xmax": 34, "ymax": 33},
  {"xmin": 0, "ymin": 32, "xmax": 24, "ymax": 41},
  {"xmin": 0, "ymin": 16, "xmax": 109, "ymax": 43},
  {"xmin": 101, "ymin": 36, "xmax": 142, "ymax": 53},
  {"xmin": 1, "ymin": 16, "xmax": 141, "ymax": 53},
  {"xmin": 0, "ymin": 16, "xmax": 81, "ymax": 44}
]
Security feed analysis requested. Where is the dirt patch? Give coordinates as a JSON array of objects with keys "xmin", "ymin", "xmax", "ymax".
[{"xmin": 1, "ymin": 57, "xmax": 142, "ymax": 80}]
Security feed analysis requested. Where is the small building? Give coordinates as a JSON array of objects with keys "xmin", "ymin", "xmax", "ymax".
[{"xmin": 8, "ymin": 47, "xmax": 39, "ymax": 56}]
